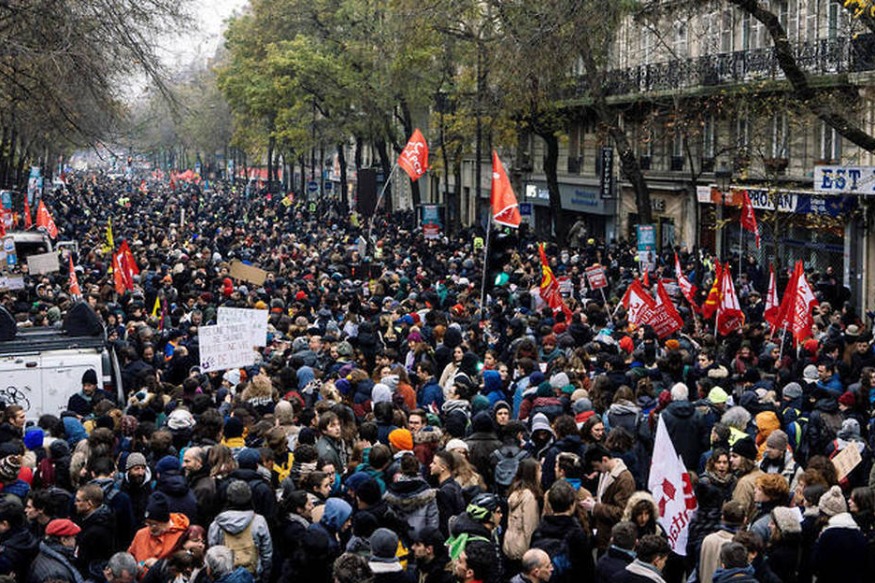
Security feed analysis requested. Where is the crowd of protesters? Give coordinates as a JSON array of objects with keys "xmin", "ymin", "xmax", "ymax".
[{"xmin": 0, "ymin": 173, "xmax": 873, "ymax": 583}]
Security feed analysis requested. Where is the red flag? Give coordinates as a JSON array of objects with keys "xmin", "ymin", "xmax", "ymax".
[
  {"xmin": 764, "ymin": 264, "xmax": 780, "ymax": 329},
  {"xmin": 701, "ymin": 263, "xmax": 722, "ymax": 320},
  {"xmin": 788, "ymin": 261, "xmax": 818, "ymax": 342},
  {"xmin": 538, "ymin": 243, "xmax": 572, "ymax": 321},
  {"xmin": 649, "ymin": 279, "xmax": 684, "ymax": 338},
  {"xmin": 621, "ymin": 279, "xmax": 656, "ymax": 326},
  {"xmin": 491, "ymin": 151, "xmax": 521, "ymax": 228},
  {"xmin": 36, "ymin": 201, "xmax": 58, "ymax": 238},
  {"xmin": 740, "ymin": 190, "xmax": 760, "ymax": 248},
  {"xmin": 68, "ymin": 256, "xmax": 81, "ymax": 298},
  {"xmin": 642, "ymin": 269, "xmax": 650, "ymax": 288},
  {"xmin": 113, "ymin": 252, "xmax": 129, "ymax": 294},
  {"xmin": 397, "ymin": 129, "xmax": 429, "ymax": 181},
  {"xmin": 774, "ymin": 263, "xmax": 800, "ymax": 333},
  {"xmin": 674, "ymin": 253, "xmax": 699, "ymax": 312},
  {"xmin": 23, "ymin": 196, "xmax": 32, "ymax": 229},
  {"xmin": 717, "ymin": 263, "xmax": 745, "ymax": 335}
]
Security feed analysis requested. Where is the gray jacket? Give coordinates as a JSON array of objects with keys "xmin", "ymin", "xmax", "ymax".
[{"xmin": 208, "ymin": 510, "xmax": 273, "ymax": 579}]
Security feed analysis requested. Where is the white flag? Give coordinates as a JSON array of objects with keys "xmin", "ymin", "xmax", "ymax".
[{"xmin": 648, "ymin": 418, "xmax": 697, "ymax": 555}]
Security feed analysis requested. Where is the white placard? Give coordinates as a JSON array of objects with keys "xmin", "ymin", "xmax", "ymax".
[
  {"xmin": 217, "ymin": 307, "xmax": 268, "ymax": 347},
  {"xmin": 26, "ymin": 252, "xmax": 60, "ymax": 275},
  {"xmin": 199, "ymin": 323, "xmax": 257, "ymax": 373},
  {"xmin": 6, "ymin": 275, "xmax": 25, "ymax": 290}
]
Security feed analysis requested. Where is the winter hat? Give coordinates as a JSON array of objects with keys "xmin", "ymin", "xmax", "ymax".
[
  {"xmin": 388, "ymin": 428, "xmax": 413, "ymax": 452},
  {"xmin": 550, "ymin": 372, "xmax": 570, "ymax": 389},
  {"xmin": 369, "ymin": 528, "xmax": 400, "ymax": 563},
  {"xmin": 23, "ymin": 428, "xmax": 44, "ymax": 451},
  {"xmin": 818, "ymin": 485, "xmax": 848, "ymax": 517},
  {"xmin": 443, "ymin": 410, "xmax": 468, "ymax": 438},
  {"xmin": 155, "ymin": 455, "xmax": 180, "ymax": 476},
  {"xmin": 445, "ymin": 438, "xmax": 469, "ymax": 454},
  {"xmin": 529, "ymin": 371, "xmax": 546, "ymax": 387},
  {"xmin": 125, "ymin": 452, "xmax": 147, "ymax": 471},
  {"xmin": 838, "ymin": 392, "xmax": 856, "ymax": 407},
  {"xmin": 471, "ymin": 411, "xmax": 494, "ymax": 434},
  {"xmin": 570, "ymin": 389, "xmax": 589, "ymax": 403},
  {"xmin": 45, "ymin": 519, "xmax": 82, "ymax": 537},
  {"xmin": 619, "ymin": 336, "xmax": 635, "ymax": 354},
  {"xmin": 770, "ymin": 507, "xmax": 802, "ymax": 535},
  {"xmin": 782, "ymin": 382, "xmax": 803, "ymax": 400},
  {"xmin": 145, "ymin": 492, "xmax": 171, "ymax": 522},
  {"xmin": 837, "ymin": 418, "xmax": 862, "ymax": 440},
  {"xmin": 492, "ymin": 401, "xmax": 511, "ymax": 416},
  {"xmin": 530, "ymin": 412, "xmax": 554, "ymax": 436},
  {"xmin": 573, "ymin": 398, "xmax": 593, "ymax": 414},
  {"xmin": 334, "ymin": 378, "xmax": 353, "ymax": 395},
  {"xmin": 707, "ymin": 387, "xmax": 729, "ymax": 405},
  {"xmin": 665, "ymin": 339, "xmax": 681, "ymax": 351},
  {"xmin": 82, "ymin": 369, "xmax": 98, "ymax": 385},
  {"xmin": 471, "ymin": 395, "xmax": 490, "ymax": 415},
  {"xmin": 336, "ymin": 341, "xmax": 354, "ymax": 358},
  {"xmin": 766, "ymin": 429, "xmax": 789, "ymax": 452},
  {"xmin": 372, "ymin": 383, "xmax": 392, "ymax": 404},
  {"xmin": 223, "ymin": 369, "xmax": 241, "ymax": 386},
  {"xmin": 223, "ymin": 416, "xmax": 245, "ymax": 439},
  {"xmin": 226, "ymin": 479, "xmax": 253, "ymax": 508},
  {"xmin": 167, "ymin": 408, "xmax": 195, "ymax": 431},
  {"xmin": 0, "ymin": 455, "xmax": 21, "ymax": 481},
  {"xmin": 731, "ymin": 437, "xmax": 758, "ymax": 461},
  {"xmin": 536, "ymin": 381, "xmax": 554, "ymax": 398},
  {"xmin": 237, "ymin": 447, "xmax": 262, "ymax": 469},
  {"xmin": 802, "ymin": 365, "xmax": 819, "ymax": 383}
]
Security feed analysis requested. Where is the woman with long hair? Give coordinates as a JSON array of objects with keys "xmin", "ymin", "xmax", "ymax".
[
  {"xmin": 450, "ymin": 450, "xmax": 486, "ymax": 491},
  {"xmin": 502, "ymin": 458, "xmax": 543, "ymax": 563},
  {"xmin": 208, "ymin": 445, "xmax": 237, "ymax": 480}
]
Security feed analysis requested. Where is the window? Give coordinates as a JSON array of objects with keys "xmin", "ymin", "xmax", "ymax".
[
  {"xmin": 805, "ymin": 0, "xmax": 818, "ymax": 42},
  {"xmin": 819, "ymin": 121, "xmax": 841, "ymax": 162},
  {"xmin": 827, "ymin": 1, "xmax": 840, "ymax": 40},
  {"xmin": 720, "ymin": 10, "xmax": 734, "ymax": 53},
  {"xmin": 673, "ymin": 20, "xmax": 688, "ymax": 58},
  {"xmin": 703, "ymin": 115, "xmax": 716, "ymax": 159},
  {"xmin": 737, "ymin": 112, "xmax": 751, "ymax": 152},
  {"xmin": 642, "ymin": 27, "xmax": 654, "ymax": 65},
  {"xmin": 702, "ymin": 11, "xmax": 719, "ymax": 55},
  {"xmin": 771, "ymin": 113, "xmax": 789, "ymax": 158},
  {"xmin": 742, "ymin": 13, "xmax": 752, "ymax": 50}
]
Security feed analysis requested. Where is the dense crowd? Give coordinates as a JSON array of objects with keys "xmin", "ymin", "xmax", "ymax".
[{"xmin": 0, "ymin": 174, "xmax": 872, "ymax": 583}]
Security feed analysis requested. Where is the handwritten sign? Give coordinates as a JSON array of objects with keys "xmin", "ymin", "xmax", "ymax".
[
  {"xmin": 229, "ymin": 260, "xmax": 268, "ymax": 286},
  {"xmin": 217, "ymin": 307, "xmax": 269, "ymax": 347},
  {"xmin": 199, "ymin": 323, "xmax": 256, "ymax": 373},
  {"xmin": 26, "ymin": 252, "xmax": 59, "ymax": 275},
  {"xmin": 832, "ymin": 443, "xmax": 862, "ymax": 482}
]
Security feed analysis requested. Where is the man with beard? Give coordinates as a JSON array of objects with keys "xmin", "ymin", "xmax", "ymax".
[
  {"xmin": 184, "ymin": 447, "xmax": 217, "ymax": 526},
  {"xmin": 119, "ymin": 452, "xmax": 152, "ymax": 527},
  {"xmin": 74, "ymin": 483, "xmax": 117, "ymax": 577},
  {"xmin": 411, "ymin": 527, "xmax": 453, "ymax": 583}
]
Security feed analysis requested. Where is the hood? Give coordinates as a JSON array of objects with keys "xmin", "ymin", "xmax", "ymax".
[
  {"xmin": 297, "ymin": 366, "xmax": 315, "ymax": 390},
  {"xmin": 444, "ymin": 327, "xmax": 463, "ymax": 348},
  {"xmin": 665, "ymin": 400, "xmax": 695, "ymax": 419},
  {"xmin": 483, "ymin": 370, "xmax": 502, "ymax": 395},
  {"xmin": 385, "ymin": 478, "xmax": 436, "ymax": 511},
  {"xmin": 713, "ymin": 565, "xmax": 756, "ymax": 583},
  {"xmin": 755, "ymin": 411, "xmax": 780, "ymax": 433},
  {"xmin": 215, "ymin": 509, "xmax": 256, "ymax": 534},
  {"xmin": 609, "ymin": 401, "xmax": 641, "ymax": 416},
  {"xmin": 125, "ymin": 465, "xmax": 153, "ymax": 486},
  {"xmin": 321, "ymin": 497, "xmax": 353, "ymax": 531},
  {"xmin": 2, "ymin": 526, "xmax": 38, "ymax": 553},
  {"xmin": 412, "ymin": 426, "xmax": 442, "ymax": 445},
  {"xmin": 622, "ymin": 491, "xmax": 659, "ymax": 522},
  {"xmin": 815, "ymin": 397, "xmax": 839, "ymax": 413},
  {"xmin": 157, "ymin": 473, "xmax": 191, "ymax": 497},
  {"xmin": 825, "ymin": 512, "xmax": 860, "ymax": 530},
  {"xmin": 62, "ymin": 417, "xmax": 88, "ymax": 447},
  {"xmin": 534, "ymin": 514, "xmax": 578, "ymax": 540}
]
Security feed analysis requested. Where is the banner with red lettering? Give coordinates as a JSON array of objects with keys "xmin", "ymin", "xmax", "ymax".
[
  {"xmin": 649, "ymin": 418, "xmax": 697, "ymax": 555},
  {"xmin": 398, "ymin": 129, "xmax": 429, "ymax": 181},
  {"xmin": 620, "ymin": 279, "xmax": 656, "ymax": 326}
]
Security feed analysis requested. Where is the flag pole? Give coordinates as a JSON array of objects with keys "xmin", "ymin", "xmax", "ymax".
[
  {"xmin": 366, "ymin": 162, "xmax": 399, "ymax": 255},
  {"xmin": 479, "ymin": 214, "xmax": 493, "ymax": 321}
]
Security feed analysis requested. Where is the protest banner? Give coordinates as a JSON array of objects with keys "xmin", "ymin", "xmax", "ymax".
[
  {"xmin": 218, "ymin": 307, "xmax": 269, "ymax": 347},
  {"xmin": 199, "ymin": 323, "xmax": 257, "ymax": 372}
]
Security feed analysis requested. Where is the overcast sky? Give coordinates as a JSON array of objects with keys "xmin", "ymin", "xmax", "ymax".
[{"xmin": 160, "ymin": 0, "xmax": 250, "ymax": 69}]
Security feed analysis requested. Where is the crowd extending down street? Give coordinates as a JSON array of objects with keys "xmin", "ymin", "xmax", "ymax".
[{"xmin": 0, "ymin": 174, "xmax": 872, "ymax": 583}]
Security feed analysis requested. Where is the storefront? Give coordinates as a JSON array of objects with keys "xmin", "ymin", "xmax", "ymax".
[{"xmin": 522, "ymin": 179, "xmax": 618, "ymax": 240}]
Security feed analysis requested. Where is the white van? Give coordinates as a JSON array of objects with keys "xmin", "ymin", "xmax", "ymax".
[{"xmin": 0, "ymin": 304, "xmax": 122, "ymax": 419}]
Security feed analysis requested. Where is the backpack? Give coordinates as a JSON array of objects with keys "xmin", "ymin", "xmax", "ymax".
[
  {"xmin": 490, "ymin": 446, "xmax": 530, "ymax": 492},
  {"xmin": 35, "ymin": 457, "xmax": 56, "ymax": 488},
  {"xmin": 223, "ymin": 521, "xmax": 258, "ymax": 574},
  {"xmin": 531, "ymin": 531, "xmax": 573, "ymax": 577}
]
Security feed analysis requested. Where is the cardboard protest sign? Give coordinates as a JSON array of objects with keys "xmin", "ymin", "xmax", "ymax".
[{"xmin": 229, "ymin": 260, "xmax": 268, "ymax": 286}]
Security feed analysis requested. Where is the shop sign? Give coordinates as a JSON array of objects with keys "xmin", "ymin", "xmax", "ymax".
[{"xmin": 814, "ymin": 166, "xmax": 875, "ymax": 194}]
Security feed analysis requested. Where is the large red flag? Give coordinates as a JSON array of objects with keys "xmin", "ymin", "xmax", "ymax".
[
  {"xmin": 68, "ymin": 256, "xmax": 81, "ymax": 298},
  {"xmin": 774, "ymin": 262, "xmax": 801, "ymax": 333},
  {"xmin": 397, "ymin": 129, "xmax": 429, "ymax": 181},
  {"xmin": 764, "ymin": 264, "xmax": 780, "ymax": 329},
  {"xmin": 621, "ymin": 279, "xmax": 656, "ymax": 326},
  {"xmin": 701, "ymin": 263, "xmax": 722, "ymax": 320},
  {"xmin": 740, "ymin": 190, "xmax": 760, "ymax": 248},
  {"xmin": 648, "ymin": 279, "xmax": 684, "ymax": 338},
  {"xmin": 36, "ymin": 200, "xmax": 58, "ymax": 238},
  {"xmin": 491, "ymin": 151, "xmax": 521, "ymax": 228},
  {"xmin": 538, "ymin": 243, "xmax": 572, "ymax": 321},
  {"xmin": 23, "ymin": 196, "xmax": 32, "ymax": 229},
  {"xmin": 789, "ymin": 261, "xmax": 818, "ymax": 342},
  {"xmin": 113, "ymin": 251, "xmax": 129, "ymax": 294},
  {"xmin": 674, "ymin": 253, "xmax": 699, "ymax": 312},
  {"xmin": 716, "ymin": 263, "xmax": 745, "ymax": 335}
]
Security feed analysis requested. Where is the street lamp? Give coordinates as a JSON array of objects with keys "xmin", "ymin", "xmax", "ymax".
[{"xmin": 715, "ymin": 167, "xmax": 732, "ymax": 260}]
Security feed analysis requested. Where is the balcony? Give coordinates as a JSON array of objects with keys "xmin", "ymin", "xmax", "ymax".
[{"xmin": 572, "ymin": 36, "xmax": 875, "ymax": 99}]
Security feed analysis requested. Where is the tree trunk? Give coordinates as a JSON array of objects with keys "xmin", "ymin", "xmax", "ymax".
[
  {"xmin": 375, "ymin": 138, "xmax": 392, "ymax": 213},
  {"xmin": 453, "ymin": 154, "xmax": 463, "ymax": 232},
  {"xmin": 337, "ymin": 143, "xmax": 348, "ymax": 213},
  {"xmin": 537, "ymin": 131, "xmax": 568, "ymax": 241}
]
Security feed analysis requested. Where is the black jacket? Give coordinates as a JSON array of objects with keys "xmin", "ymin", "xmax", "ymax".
[
  {"xmin": 76, "ymin": 504, "xmax": 116, "ymax": 573},
  {"xmin": 595, "ymin": 546, "xmax": 635, "ymax": 583},
  {"xmin": 530, "ymin": 514, "xmax": 594, "ymax": 583},
  {"xmin": 0, "ymin": 525, "xmax": 39, "ymax": 582},
  {"xmin": 660, "ymin": 400, "xmax": 707, "ymax": 470}
]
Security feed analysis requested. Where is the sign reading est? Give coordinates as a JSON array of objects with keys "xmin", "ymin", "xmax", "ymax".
[{"xmin": 814, "ymin": 166, "xmax": 875, "ymax": 194}]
